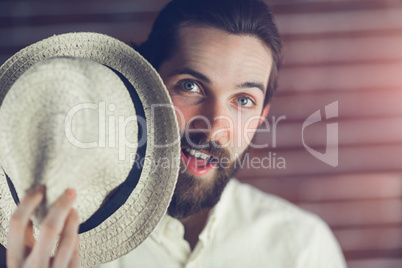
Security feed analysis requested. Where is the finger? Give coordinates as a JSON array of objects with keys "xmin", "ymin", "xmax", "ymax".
[
  {"xmin": 67, "ymin": 234, "xmax": 80, "ymax": 268},
  {"xmin": 52, "ymin": 208, "xmax": 79, "ymax": 268},
  {"xmin": 28, "ymin": 189, "xmax": 76, "ymax": 267},
  {"xmin": 23, "ymin": 221, "xmax": 35, "ymax": 258},
  {"xmin": 7, "ymin": 185, "xmax": 44, "ymax": 268}
]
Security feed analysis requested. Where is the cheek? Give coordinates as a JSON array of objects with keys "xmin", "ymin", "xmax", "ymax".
[
  {"xmin": 235, "ymin": 115, "xmax": 261, "ymax": 152},
  {"xmin": 171, "ymin": 96, "xmax": 197, "ymax": 133}
]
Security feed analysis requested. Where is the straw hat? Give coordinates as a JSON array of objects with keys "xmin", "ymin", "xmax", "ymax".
[{"xmin": 0, "ymin": 33, "xmax": 180, "ymax": 267}]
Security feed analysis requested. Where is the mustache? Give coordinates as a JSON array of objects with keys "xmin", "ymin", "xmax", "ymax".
[{"xmin": 180, "ymin": 133, "xmax": 231, "ymax": 161}]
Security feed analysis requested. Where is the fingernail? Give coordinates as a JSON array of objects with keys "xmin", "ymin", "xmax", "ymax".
[
  {"xmin": 71, "ymin": 207, "xmax": 78, "ymax": 215},
  {"xmin": 35, "ymin": 185, "xmax": 45, "ymax": 193},
  {"xmin": 66, "ymin": 188, "xmax": 76, "ymax": 198},
  {"xmin": 27, "ymin": 185, "xmax": 44, "ymax": 195}
]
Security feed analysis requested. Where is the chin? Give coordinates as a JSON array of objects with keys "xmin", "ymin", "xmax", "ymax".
[
  {"xmin": 168, "ymin": 133, "xmax": 249, "ymax": 219},
  {"xmin": 167, "ymin": 160, "xmax": 236, "ymax": 219}
]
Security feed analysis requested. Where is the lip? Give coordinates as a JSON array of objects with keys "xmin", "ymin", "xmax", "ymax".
[{"xmin": 180, "ymin": 149, "xmax": 218, "ymax": 177}]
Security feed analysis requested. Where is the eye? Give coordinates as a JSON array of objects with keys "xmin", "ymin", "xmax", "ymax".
[
  {"xmin": 179, "ymin": 80, "xmax": 203, "ymax": 94},
  {"xmin": 183, "ymin": 80, "xmax": 197, "ymax": 91},
  {"xmin": 236, "ymin": 96, "xmax": 255, "ymax": 108}
]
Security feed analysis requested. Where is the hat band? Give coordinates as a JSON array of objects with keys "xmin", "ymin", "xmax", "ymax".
[
  {"xmin": 78, "ymin": 67, "xmax": 147, "ymax": 233},
  {"xmin": 2, "ymin": 67, "xmax": 147, "ymax": 234}
]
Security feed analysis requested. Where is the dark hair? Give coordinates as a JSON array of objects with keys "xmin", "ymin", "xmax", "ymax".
[{"xmin": 137, "ymin": 0, "xmax": 283, "ymax": 105}]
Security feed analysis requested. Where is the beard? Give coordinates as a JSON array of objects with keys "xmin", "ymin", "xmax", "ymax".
[{"xmin": 167, "ymin": 133, "xmax": 250, "ymax": 219}]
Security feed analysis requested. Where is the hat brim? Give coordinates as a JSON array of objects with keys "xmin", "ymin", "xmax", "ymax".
[{"xmin": 0, "ymin": 32, "xmax": 180, "ymax": 267}]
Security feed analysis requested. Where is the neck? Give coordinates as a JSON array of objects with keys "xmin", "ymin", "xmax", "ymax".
[{"xmin": 180, "ymin": 209, "xmax": 210, "ymax": 250}]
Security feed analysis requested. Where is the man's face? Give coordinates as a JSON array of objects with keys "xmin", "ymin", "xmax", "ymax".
[{"xmin": 158, "ymin": 25, "xmax": 273, "ymax": 219}]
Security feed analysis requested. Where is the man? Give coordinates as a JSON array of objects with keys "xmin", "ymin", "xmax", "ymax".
[{"xmin": 7, "ymin": 0, "xmax": 346, "ymax": 267}]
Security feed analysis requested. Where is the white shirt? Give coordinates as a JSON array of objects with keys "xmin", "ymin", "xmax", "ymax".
[{"xmin": 96, "ymin": 179, "xmax": 346, "ymax": 268}]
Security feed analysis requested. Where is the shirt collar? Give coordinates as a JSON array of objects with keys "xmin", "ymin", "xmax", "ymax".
[
  {"xmin": 149, "ymin": 213, "xmax": 171, "ymax": 243},
  {"xmin": 149, "ymin": 179, "xmax": 235, "ymax": 244}
]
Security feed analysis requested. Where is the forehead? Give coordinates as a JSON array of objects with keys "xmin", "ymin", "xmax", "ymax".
[{"xmin": 171, "ymin": 25, "xmax": 273, "ymax": 88}]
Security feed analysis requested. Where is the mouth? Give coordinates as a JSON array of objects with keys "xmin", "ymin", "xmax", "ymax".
[{"xmin": 180, "ymin": 147, "xmax": 219, "ymax": 176}]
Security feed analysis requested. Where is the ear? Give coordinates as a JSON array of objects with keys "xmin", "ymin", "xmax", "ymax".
[{"xmin": 259, "ymin": 104, "xmax": 270, "ymax": 126}]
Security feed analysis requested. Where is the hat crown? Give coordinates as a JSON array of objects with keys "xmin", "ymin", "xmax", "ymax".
[
  {"xmin": 0, "ymin": 32, "xmax": 180, "ymax": 267},
  {"xmin": 0, "ymin": 57, "xmax": 138, "ymax": 223}
]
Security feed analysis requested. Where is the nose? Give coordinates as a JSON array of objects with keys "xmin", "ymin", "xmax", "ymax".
[{"xmin": 189, "ymin": 100, "xmax": 231, "ymax": 146}]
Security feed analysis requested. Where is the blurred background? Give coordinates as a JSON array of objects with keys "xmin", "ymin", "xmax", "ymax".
[{"xmin": 1, "ymin": 0, "xmax": 402, "ymax": 267}]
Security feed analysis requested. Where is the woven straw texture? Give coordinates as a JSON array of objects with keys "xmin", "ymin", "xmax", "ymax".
[{"xmin": 0, "ymin": 33, "xmax": 180, "ymax": 267}]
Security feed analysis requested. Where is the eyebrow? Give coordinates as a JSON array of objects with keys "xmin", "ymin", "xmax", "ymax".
[
  {"xmin": 169, "ymin": 67, "xmax": 266, "ymax": 94},
  {"xmin": 169, "ymin": 67, "xmax": 211, "ymax": 84},
  {"xmin": 237, "ymin": 82, "xmax": 266, "ymax": 94}
]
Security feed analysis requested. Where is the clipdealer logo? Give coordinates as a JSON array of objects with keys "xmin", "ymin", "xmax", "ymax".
[{"xmin": 302, "ymin": 101, "xmax": 339, "ymax": 167}]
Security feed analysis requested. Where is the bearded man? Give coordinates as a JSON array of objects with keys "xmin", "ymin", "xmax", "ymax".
[{"xmin": 5, "ymin": 0, "xmax": 346, "ymax": 267}]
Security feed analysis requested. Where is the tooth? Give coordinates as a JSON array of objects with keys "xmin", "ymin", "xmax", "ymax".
[
  {"xmin": 200, "ymin": 154, "xmax": 208, "ymax": 159},
  {"xmin": 195, "ymin": 152, "xmax": 201, "ymax": 157},
  {"xmin": 190, "ymin": 149, "xmax": 196, "ymax": 155}
]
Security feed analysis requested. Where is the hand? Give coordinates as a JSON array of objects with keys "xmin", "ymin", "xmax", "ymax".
[{"xmin": 7, "ymin": 186, "xmax": 79, "ymax": 268}]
